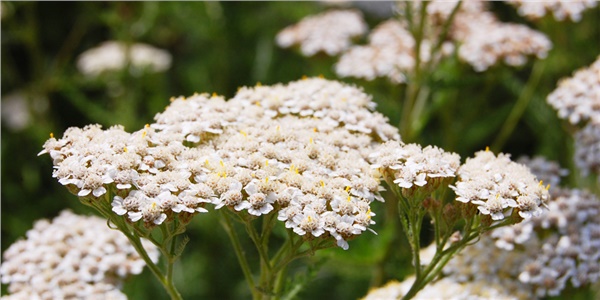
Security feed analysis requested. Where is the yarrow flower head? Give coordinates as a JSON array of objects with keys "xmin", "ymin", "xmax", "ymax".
[
  {"xmin": 40, "ymin": 77, "xmax": 400, "ymax": 250},
  {"xmin": 335, "ymin": 20, "xmax": 430, "ymax": 83},
  {"xmin": 77, "ymin": 41, "xmax": 172, "ymax": 77},
  {"xmin": 451, "ymin": 149, "xmax": 550, "ymax": 222},
  {"xmin": 362, "ymin": 275, "xmax": 526, "ymax": 300},
  {"xmin": 443, "ymin": 187, "xmax": 600, "ymax": 298},
  {"xmin": 332, "ymin": 0, "xmax": 552, "ymax": 81},
  {"xmin": 0, "ymin": 210, "xmax": 159, "ymax": 300},
  {"xmin": 276, "ymin": 9, "xmax": 367, "ymax": 56},
  {"xmin": 547, "ymin": 55, "xmax": 600, "ymax": 125},
  {"xmin": 370, "ymin": 141, "xmax": 460, "ymax": 198},
  {"xmin": 366, "ymin": 161, "xmax": 598, "ymax": 299},
  {"xmin": 505, "ymin": 0, "xmax": 598, "ymax": 22}
]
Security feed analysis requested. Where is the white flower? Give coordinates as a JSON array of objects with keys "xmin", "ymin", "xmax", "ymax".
[{"xmin": 0, "ymin": 210, "xmax": 159, "ymax": 299}]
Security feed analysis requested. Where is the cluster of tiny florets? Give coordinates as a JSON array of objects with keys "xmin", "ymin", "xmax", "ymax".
[
  {"xmin": 451, "ymin": 150, "xmax": 550, "ymax": 221},
  {"xmin": 276, "ymin": 9, "xmax": 367, "ymax": 56},
  {"xmin": 369, "ymin": 141, "xmax": 460, "ymax": 195},
  {"xmin": 444, "ymin": 187, "xmax": 600, "ymax": 298},
  {"xmin": 231, "ymin": 78, "xmax": 399, "ymax": 142},
  {"xmin": 335, "ymin": 20, "xmax": 433, "ymax": 83},
  {"xmin": 0, "ymin": 210, "xmax": 159, "ymax": 300},
  {"xmin": 446, "ymin": 2, "xmax": 552, "ymax": 72},
  {"xmin": 547, "ymin": 56, "xmax": 600, "ymax": 125},
  {"xmin": 40, "ymin": 78, "xmax": 399, "ymax": 249},
  {"xmin": 505, "ymin": 0, "xmax": 598, "ymax": 22},
  {"xmin": 574, "ymin": 122, "xmax": 600, "ymax": 180},
  {"xmin": 282, "ymin": 1, "xmax": 551, "ymax": 82},
  {"xmin": 362, "ymin": 275, "xmax": 525, "ymax": 300},
  {"xmin": 77, "ymin": 41, "xmax": 172, "ymax": 77},
  {"xmin": 517, "ymin": 156, "xmax": 569, "ymax": 188}
]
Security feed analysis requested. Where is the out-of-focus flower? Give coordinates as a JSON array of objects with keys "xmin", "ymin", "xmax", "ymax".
[
  {"xmin": 447, "ymin": 187, "xmax": 600, "ymax": 298},
  {"xmin": 0, "ymin": 210, "xmax": 159, "ymax": 300},
  {"xmin": 77, "ymin": 41, "xmax": 172, "ymax": 77},
  {"xmin": 574, "ymin": 122, "xmax": 600, "ymax": 178},
  {"xmin": 505, "ymin": 0, "xmax": 598, "ymax": 22},
  {"xmin": 547, "ymin": 56, "xmax": 600, "ymax": 125},
  {"xmin": 447, "ymin": 2, "xmax": 551, "ymax": 72},
  {"xmin": 366, "ymin": 186, "xmax": 598, "ymax": 299},
  {"xmin": 2, "ymin": 92, "xmax": 31, "ymax": 131},
  {"xmin": 276, "ymin": 10, "xmax": 367, "ymax": 56},
  {"xmin": 334, "ymin": 0, "xmax": 551, "ymax": 82},
  {"xmin": 517, "ymin": 156, "xmax": 569, "ymax": 188},
  {"xmin": 451, "ymin": 150, "xmax": 549, "ymax": 221},
  {"xmin": 1, "ymin": 91, "xmax": 49, "ymax": 132},
  {"xmin": 335, "ymin": 20, "xmax": 431, "ymax": 83},
  {"xmin": 362, "ymin": 275, "xmax": 525, "ymax": 300}
]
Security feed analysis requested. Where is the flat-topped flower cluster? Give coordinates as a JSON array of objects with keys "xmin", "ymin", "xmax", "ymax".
[
  {"xmin": 40, "ymin": 78, "xmax": 399, "ymax": 249},
  {"xmin": 451, "ymin": 150, "xmax": 550, "ymax": 221}
]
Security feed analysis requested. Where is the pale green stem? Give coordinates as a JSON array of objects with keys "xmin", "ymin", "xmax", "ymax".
[
  {"xmin": 91, "ymin": 191, "xmax": 183, "ymax": 300},
  {"xmin": 219, "ymin": 210, "xmax": 259, "ymax": 300},
  {"xmin": 491, "ymin": 59, "xmax": 546, "ymax": 152},
  {"xmin": 400, "ymin": 2, "xmax": 429, "ymax": 142}
]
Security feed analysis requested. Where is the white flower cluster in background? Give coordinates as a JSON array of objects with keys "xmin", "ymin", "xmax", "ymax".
[
  {"xmin": 40, "ymin": 78, "xmax": 400, "ymax": 249},
  {"xmin": 336, "ymin": 20, "xmax": 417, "ymax": 83},
  {"xmin": 443, "ymin": 187, "xmax": 600, "ymax": 298},
  {"xmin": 448, "ymin": 1, "xmax": 552, "ymax": 72},
  {"xmin": 546, "ymin": 56, "xmax": 600, "ymax": 181},
  {"xmin": 367, "ymin": 180, "xmax": 600, "ymax": 299},
  {"xmin": 276, "ymin": 10, "xmax": 367, "ymax": 56},
  {"xmin": 516, "ymin": 156, "xmax": 569, "ymax": 188},
  {"xmin": 505, "ymin": 0, "xmax": 598, "ymax": 22},
  {"xmin": 362, "ymin": 274, "xmax": 525, "ymax": 300},
  {"xmin": 451, "ymin": 150, "xmax": 550, "ymax": 221},
  {"xmin": 77, "ymin": 41, "xmax": 172, "ymax": 77},
  {"xmin": 0, "ymin": 210, "xmax": 159, "ymax": 300},
  {"xmin": 280, "ymin": 1, "xmax": 552, "ymax": 82},
  {"xmin": 369, "ymin": 141, "xmax": 460, "ymax": 193},
  {"xmin": 574, "ymin": 122, "xmax": 600, "ymax": 178},
  {"xmin": 547, "ymin": 56, "xmax": 600, "ymax": 125},
  {"xmin": 335, "ymin": 20, "xmax": 444, "ymax": 84}
]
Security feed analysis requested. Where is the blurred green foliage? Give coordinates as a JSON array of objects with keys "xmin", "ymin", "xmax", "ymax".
[{"xmin": 1, "ymin": 1, "xmax": 599, "ymax": 299}]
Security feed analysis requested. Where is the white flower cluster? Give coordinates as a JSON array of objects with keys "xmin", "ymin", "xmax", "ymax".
[
  {"xmin": 445, "ymin": 187, "xmax": 600, "ymax": 298},
  {"xmin": 0, "ymin": 210, "xmax": 159, "ymax": 300},
  {"xmin": 547, "ymin": 56, "xmax": 600, "ymax": 125},
  {"xmin": 231, "ymin": 78, "xmax": 399, "ymax": 142},
  {"xmin": 362, "ymin": 275, "xmax": 524, "ymax": 300},
  {"xmin": 575, "ymin": 122, "xmax": 600, "ymax": 178},
  {"xmin": 335, "ymin": 20, "xmax": 426, "ymax": 83},
  {"xmin": 451, "ymin": 150, "xmax": 549, "ymax": 221},
  {"xmin": 449, "ymin": 2, "xmax": 552, "ymax": 72},
  {"xmin": 369, "ymin": 141, "xmax": 460, "ymax": 194},
  {"xmin": 77, "ymin": 41, "xmax": 172, "ymax": 77},
  {"xmin": 330, "ymin": 0, "xmax": 551, "ymax": 82},
  {"xmin": 505, "ymin": 0, "xmax": 598, "ymax": 22},
  {"xmin": 41, "ymin": 78, "xmax": 399, "ymax": 249},
  {"xmin": 276, "ymin": 10, "xmax": 367, "ymax": 56},
  {"xmin": 516, "ymin": 155, "xmax": 569, "ymax": 188}
]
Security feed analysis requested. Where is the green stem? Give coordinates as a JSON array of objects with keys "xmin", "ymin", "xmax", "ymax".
[
  {"xmin": 166, "ymin": 228, "xmax": 178, "ymax": 296},
  {"xmin": 400, "ymin": 2, "xmax": 429, "ymax": 142},
  {"xmin": 491, "ymin": 59, "xmax": 546, "ymax": 152},
  {"xmin": 220, "ymin": 210, "xmax": 259, "ymax": 299},
  {"xmin": 90, "ymin": 192, "xmax": 183, "ymax": 300},
  {"xmin": 243, "ymin": 216, "xmax": 272, "ymax": 272}
]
